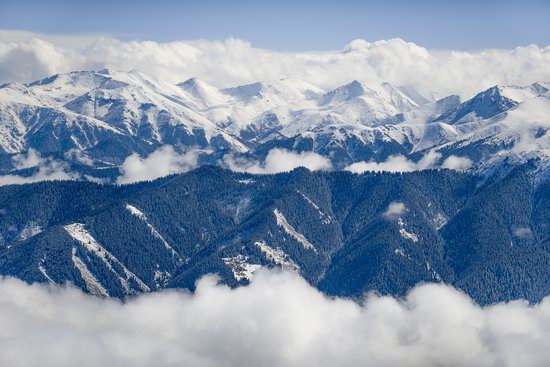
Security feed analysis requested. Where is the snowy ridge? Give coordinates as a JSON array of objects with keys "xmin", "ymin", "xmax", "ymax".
[
  {"xmin": 297, "ymin": 190, "xmax": 332, "ymax": 224},
  {"xmin": 64, "ymin": 223, "xmax": 150, "ymax": 294},
  {"xmin": 125, "ymin": 204, "xmax": 180, "ymax": 260},
  {"xmin": 71, "ymin": 247, "xmax": 109, "ymax": 297},
  {"xmin": 37, "ymin": 255, "xmax": 56, "ymax": 285},
  {"xmin": 1, "ymin": 70, "xmax": 550, "ymax": 181},
  {"xmin": 273, "ymin": 208, "xmax": 317, "ymax": 252},
  {"xmin": 255, "ymin": 240, "xmax": 300, "ymax": 272}
]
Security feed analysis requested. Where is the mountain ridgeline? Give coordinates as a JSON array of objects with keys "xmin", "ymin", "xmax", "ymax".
[
  {"xmin": 1, "ymin": 69, "xmax": 550, "ymax": 181},
  {"xmin": 0, "ymin": 165, "xmax": 548, "ymax": 304}
]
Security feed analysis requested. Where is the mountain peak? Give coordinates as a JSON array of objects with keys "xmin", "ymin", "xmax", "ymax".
[
  {"xmin": 435, "ymin": 85, "xmax": 518, "ymax": 124},
  {"xmin": 178, "ymin": 77, "xmax": 225, "ymax": 106},
  {"xmin": 26, "ymin": 70, "xmax": 130, "ymax": 92},
  {"xmin": 320, "ymin": 80, "xmax": 373, "ymax": 105},
  {"xmin": 346, "ymin": 80, "xmax": 367, "ymax": 93},
  {"xmin": 97, "ymin": 68, "xmax": 113, "ymax": 75},
  {"xmin": 222, "ymin": 82, "xmax": 264, "ymax": 100},
  {"xmin": 178, "ymin": 77, "xmax": 212, "ymax": 91}
]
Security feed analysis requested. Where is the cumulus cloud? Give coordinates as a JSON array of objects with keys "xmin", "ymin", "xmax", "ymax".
[
  {"xmin": 0, "ymin": 149, "xmax": 78, "ymax": 186},
  {"xmin": 116, "ymin": 145, "xmax": 200, "ymax": 184},
  {"xmin": 0, "ymin": 271, "xmax": 549, "ymax": 367},
  {"xmin": 441, "ymin": 155, "xmax": 473, "ymax": 170},
  {"xmin": 382, "ymin": 201, "xmax": 407, "ymax": 219},
  {"xmin": 223, "ymin": 148, "xmax": 331, "ymax": 174},
  {"xmin": 1, "ymin": 30, "xmax": 550, "ymax": 98},
  {"xmin": 345, "ymin": 152, "xmax": 474, "ymax": 174}
]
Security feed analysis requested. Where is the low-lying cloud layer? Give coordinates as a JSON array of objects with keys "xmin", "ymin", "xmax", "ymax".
[
  {"xmin": 345, "ymin": 152, "xmax": 472, "ymax": 173},
  {"xmin": 0, "ymin": 149, "xmax": 78, "ymax": 186},
  {"xmin": 0, "ymin": 271, "xmax": 549, "ymax": 367},
  {"xmin": 0, "ymin": 146, "xmax": 472, "ymax": 186},
  {"xmin": 1, "ymin": 30, "xmax": 550, "ymax": 98},
  {"xmin": 116, "ymin": 146, "xmax": 199, "ymax": 184},
  {"xmin": 223, "ymin": 148, "xmax": 332, "ymax": 174}
]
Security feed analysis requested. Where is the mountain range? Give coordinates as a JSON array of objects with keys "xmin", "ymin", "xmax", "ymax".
[
  {"xmin": 1, "ymin": 69, "xmax": 550, "ymax": 182},
  {"xmin": 0, "ymin": 70, "xmax": 549, "ymax": 304},
  {"xmin": 0, "ymin": 165, "xmax": 548, "ymax": 305}
]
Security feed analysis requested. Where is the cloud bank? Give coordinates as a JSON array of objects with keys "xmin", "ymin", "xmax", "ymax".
[
  {"xmin": 1, "ymin": 30, "xmax": 550, "ymax": 98},
  {"xmin": 117, "ymin": 146, "xmax": 199, "ymax": 184},
  {"xmin": 0, "ymin": 271, "xmax": 549, "ymax": 367},
  {"xmin": 441, "ymin": 155, "xmax": 474, "ymax": 170},
  {"xmin": 223, "ymin": 148, "xmax": 332, "ymax": 174},
  {"xmin": 0, "ymin": 147, "xmax": 473, "ymax": 186},
  {"xmin": 345, "ymin": 152, "xmax": 473, "ymax": 174},
  {"xmin": 0, "ymin": 149, "xmax": 78, "ymax": 186}
]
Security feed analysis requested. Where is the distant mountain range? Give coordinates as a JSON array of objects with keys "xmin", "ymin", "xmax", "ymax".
[{"xmin": 1, "ymin": 69, "xmax": 550, "ymax": 181}]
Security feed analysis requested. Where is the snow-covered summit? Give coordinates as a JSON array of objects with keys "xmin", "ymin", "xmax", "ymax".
[
  {"xmin": 436, "ymin": 83, "xmax": 549, "ymax": 125},
  {"xmin": 1, "ymin": 69, "xmax": 550, "ymax": 181}
]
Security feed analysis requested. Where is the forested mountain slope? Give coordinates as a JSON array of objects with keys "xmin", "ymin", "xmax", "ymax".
[{"xmin": 0, "ymin": 165, "xmax": 548, "ymax": 304}]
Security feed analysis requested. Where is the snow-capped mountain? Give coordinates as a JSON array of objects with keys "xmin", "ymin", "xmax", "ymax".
[
  {"xmin": 436, "ymin": 83, "xmax": 549, "ymax": 125},
  {"xmin": 1, "ymin": 69, "xmax": 550, "ymax": 181},
  {"xmin": 1, "ymin": 72, "xmax": 550, "ymax": 305},
  {"xmin": 420, "ymin": 83, "xmax": 550, "ymax": 168},
  {"xmin": 0, "ymin": 69, "xmax": 247, "ymax": 162}
]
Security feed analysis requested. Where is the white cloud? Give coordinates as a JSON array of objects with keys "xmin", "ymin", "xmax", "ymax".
[
  {"xmin": 64, "ymin": 149, "xmax": 94, "ymax": 166},
  {"xmin": 11, "ymin": 148, "xmax": 44, "ymax": 169},
  {"xmin": 0, "ymin": 271, "xmax": 549, "ymax": 367},
  {"xmin": 345, "ymin": 151, "xmax": 440, "ymax": 173},
  {"xmin": 345, "ymin": 152, "xmax": 474, "ymax": 174},
  {"xmin": 116, "ymin": 145, "xmax": 199, "ymax": 184},
  {"xmin": 513, "ymin": 227, "xmax": 533, "ymax": 239},
  {"xmin": 383, "ymin": 201, "xmax": 407, "ymax": 219},
  {"xmin": 223, "ymin": 148, "xmax": 331, "ymax": 174},
  {"xmin": 441, "ymin": 155, "xmax": 473, "ymax": 171},
  {"xmin": 344, "ymin": 155, "xmax": 421, "ymax": 173},
  {"xmin": 1, "ymin": 30, "xmax": 550, "ymax": 98},
  {"xmin": 0, "ymin": 149, "xmax": 78, "ymax": 186}
]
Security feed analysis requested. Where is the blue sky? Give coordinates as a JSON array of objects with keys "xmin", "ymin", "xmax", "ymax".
[{"xmin": 1, "ymin": 0, "xmax": 549, "ymax": 50}]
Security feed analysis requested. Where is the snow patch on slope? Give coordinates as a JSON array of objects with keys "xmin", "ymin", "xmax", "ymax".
[
  {"xmin": 255, "ymin": 240, "xmax": 300, "ymax": 272},
  {"xmin": 37, "ymin": 255, "xmax": 56, "ymax": 285},
  {"xmin": 222, "ymin": 255, "xmax": 261, "ymax": 282},
  {"xmin": 397, "ymin": 218, "xmax": 419, "ymax": 242},
  {"xmin": 71, "ymin": 247, "xmax": 109, "ymax": 298},
  {"xmin": 125, "ymin": 204, "xmax": 180, "ymax": 260},
  {"xmin": 297, "ymin": 190, "xmax": 332, "ymax": 224},
  {"xmin": 426, "ymin": 261, "xmax": 442, "ymax": 282},
  {"xmin": 273, "ymin": 208, "xmax": 317, "ymax": 252},
  {"xmin": 18, "ymin": 221, "xmax": 42, "ymax": 241},
  {"xmin": 64, "ymin": 223, "xmax": 150, "ymax": 294}
]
